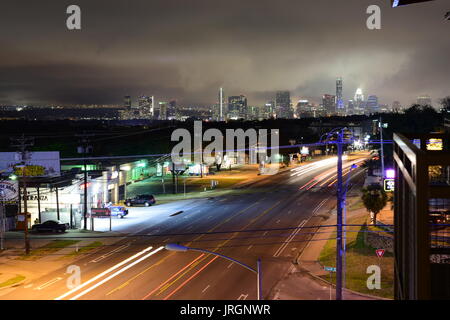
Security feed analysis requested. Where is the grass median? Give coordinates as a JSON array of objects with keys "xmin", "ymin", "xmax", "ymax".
[
  {"xmin": 16, "ymin": 240, "xmax": 80, "ymax": 261},
  {"xmin": 0, "ymin": 274, "xmax": 26, "ymax": 288},
  {"xmin": 319, "ymin": 215, "xmax": 394, "ymax": 299},
  {"xmin": 63, "ymin": 241, "xmax": 103, "ymax": 258}
]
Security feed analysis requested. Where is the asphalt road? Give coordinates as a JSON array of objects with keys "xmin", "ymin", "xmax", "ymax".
[{"xmin": 0, "ymin": 152, "xmax": 369, "ymax": 300}]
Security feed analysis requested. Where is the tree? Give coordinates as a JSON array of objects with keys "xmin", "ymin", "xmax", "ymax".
[
  {"xmin": 439, "ymin": 96, "xmax": 450, "ymax": 113},
  {"xmin": 362, "ymin": 183, "xmax": 388, "ymax": 225}
]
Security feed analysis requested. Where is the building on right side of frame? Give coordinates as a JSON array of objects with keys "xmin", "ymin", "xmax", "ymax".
[{"xmin": 393, "ymin": 133, "xmax": 450, "ymax": 299}]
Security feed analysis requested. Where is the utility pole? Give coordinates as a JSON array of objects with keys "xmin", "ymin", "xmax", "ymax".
[
  {"xmin": 379, "ymin": 117, "xmax": 385, "ymax": 178},
  {"xmin": 0, "ymin": 190, "xmax": 6, "ymax": 250},
  {"xmin": 76, "ymin": 133, "xmax": 94, "ymax": 230},
  {"xmin": 335, "ymin": 129, "xmax": 344, "ymax": 300},
  {"xmin": 10, "ymin": 134, "xmax": 34, "ymax": 255}
]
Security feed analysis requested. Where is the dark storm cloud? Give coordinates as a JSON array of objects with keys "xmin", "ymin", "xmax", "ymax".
[{"xmin": 0, "ymin": 0, "xmax": 448, "ymax": 107}]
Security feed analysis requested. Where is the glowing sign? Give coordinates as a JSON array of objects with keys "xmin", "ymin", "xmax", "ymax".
[
  {"xmin": 385, "ymin": 169, "xmax": 395, "ymax": 179},
  {"xmin": 384, "ymin": 179, "xmax": 395, "ymax": 192},
  {"xmin": 427, "ymin": 138, "xmax": 443, "ymax": 151}
]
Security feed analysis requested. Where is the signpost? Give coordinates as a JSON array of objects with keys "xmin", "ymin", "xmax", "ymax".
[
  {"xmin": 324, "ymin": 266, "xmax": 336, "ymax": 300},
  {"xmin": 90, "ymin": 208, "xmax": 112, "ymax": 231}
]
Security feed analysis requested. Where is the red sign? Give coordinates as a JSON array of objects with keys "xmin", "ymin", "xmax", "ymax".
[
  {"xmin": 375, "ymin": 249, "xmax": 385, "ymax": 258},
  {"xmin": 90, "ymin": 208, "xmax": 111, "ymax": 218}
]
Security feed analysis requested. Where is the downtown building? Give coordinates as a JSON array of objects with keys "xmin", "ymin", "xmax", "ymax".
[
  {"xmin": 275, "ymin": 91, "xmax": 293, "ymax": 119},
  {"xmin": 322, "ymin": 94, "xmax": 336, "ymax": 116},
  {"xmin": 366, "ymin": 95, "xmax": 379, "ymax": 114},
  {"xmin": 336, "ymin": 77, "xmax": 345, "ymax": 115},
  {"xmin": 417, "ymin": 95, "xmax": 433, "ymax": 107},
  {"xmin": 227, "ymin": 95, "xmax": 247, "ymax": 120}
]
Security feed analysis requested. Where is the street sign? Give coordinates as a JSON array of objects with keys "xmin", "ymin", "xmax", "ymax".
[
  {"xmin": 90, "ymin": 208, "xmax": 111, "ymax": 218},
  {"xmin": 384, "ymin": 179, "xmax": 395, "ymax": 192},
  {"xmin": 375, "ymin": 249, "xmax": 385, "ymax": 258},
  {"xmin": 324, "ymin": 266, "xmax": 337, "ymax": 272}
]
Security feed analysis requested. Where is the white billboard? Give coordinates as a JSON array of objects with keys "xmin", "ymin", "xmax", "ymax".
[{"xmin": 0, "ymin": 152, "xmax": 61, "ymax": 177}]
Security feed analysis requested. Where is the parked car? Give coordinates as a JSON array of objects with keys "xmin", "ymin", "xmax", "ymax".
[
  {"xmin": 31, "ymin": 220, "xmax": 69, "ymax": 233},
  {"xmin": 125, "ymin": 194, "xmax": 156, "ymax": 207},
  {"xmin": 109, "ymin": 206, "xmax": 129, "ymax": 218}
]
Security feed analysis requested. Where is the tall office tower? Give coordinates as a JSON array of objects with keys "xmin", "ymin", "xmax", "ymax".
[
  {"xmin": 347, "ymin": 100, "xmax": 355, "ymax": 115},
  {"xmin": 168, "ymin": 100, "xmax": 177, "ymax": 119},
  {"xmin": 275, "ymin": 91, "xmax": 292, "ymax": 119},
  {"xmin": 322, "ymin": 94, "xmax": 336, "ymax": 115},
  {"xmin": 124, "ymin": 95, "xmax": 132, "ymax": 109},
  {"xmin": 296, "ymin": 99, "xmax": 310, "ymax": 118},
  {"xmin": 336, "ymin": 77, "xmax": 344, "ymax": 114},
  {"xmin": 392, "ymin": 100, "xmax": 402, "ymax": 112},
  {"xmin": 159, "ymin": 102, "xmax": 167, "ymax": 120},
  {"xmin": 366, "ymin": 95, "xmax": 379, "ymax": 114},
  {"xmin": 138, "ymin": 95, "xmax": 153, "ymax": 119},
  {"xmin": 218, "ymin": 87, "xmax": 225, "ymax": 121},
  {"xmin": 417, "ymin": 95, "xmax": 432, "ymax": 107},
  {"xmin": 260, "ymin": 101, "xmax": 275, "ymax": 119},
  {"xmin": 227, "ymin": 95, "xmax": 247, "ymax": 120},
  {"xmin": 354, "ymin": 88, "xmax": 365, "ymax": 114}
]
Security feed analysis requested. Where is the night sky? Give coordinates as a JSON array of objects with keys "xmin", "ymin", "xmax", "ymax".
[{"xmin": 0, "ymin": 0, "xmax": 448, "ymax": 107}]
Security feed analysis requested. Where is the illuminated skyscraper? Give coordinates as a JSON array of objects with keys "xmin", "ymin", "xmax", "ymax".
[
  {"xmin": 354, "ymin": 88, "xmax": 365, "ymax": 114},
  {"xmin": 322, "ymin": 94, "xmax": 336, "ymax": 115},
  {"xmin": 159, "ymin": 102, "xmax": 167, "ymax": 120},
  {"xmin": 124, "ymin": 95, "xmax": 132, "ymax": 109},
  {"xmin": 336, "ymin": 77, "xmax": 344, "ymax": 114},
  {"xmin": 228, "ymin": 95, "xmax": 247, "ymax": 120},
  {"xmin": 366, "ymin": 95, "xmax": 379, "ymax": 114},
  {"xmin": 275, "ymin": 91, "xmax": 292, "ymax": 119},
  {"xmin": 138, "ymin": 95, "xmax": 154, "ymax": 119},
  {"xmin": 219, "ymin": 87, "xmax": 225, "ymax": 121}
]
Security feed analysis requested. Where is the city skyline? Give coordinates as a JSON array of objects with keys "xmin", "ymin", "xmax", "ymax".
[{"xmin": 0, "ymin": 1, "xmax": 449, "ymax": 108}]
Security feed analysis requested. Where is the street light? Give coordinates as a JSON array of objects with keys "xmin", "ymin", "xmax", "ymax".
[{"xmin": 165, "ymin": 243, "xmax": 263, "ymax": 300}]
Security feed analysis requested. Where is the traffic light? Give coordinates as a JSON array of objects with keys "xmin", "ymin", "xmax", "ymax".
[{"xmin": 391, "ymin": 0, "xmax": 435, "ymax": 7}]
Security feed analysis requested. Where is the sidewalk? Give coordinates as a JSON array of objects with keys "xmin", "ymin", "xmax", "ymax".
[
  {"xmin": 0, "ymin": 229, "xmax": 124, "ymax": 291},
  {"xmin": 270, "ymin": 195, "xmax": 384, "ymax": 300}
]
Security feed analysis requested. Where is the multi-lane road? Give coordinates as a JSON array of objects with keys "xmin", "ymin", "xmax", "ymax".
[{"xmin": 1, "ymin": 152, "xmax": 369, "ymax": 300}]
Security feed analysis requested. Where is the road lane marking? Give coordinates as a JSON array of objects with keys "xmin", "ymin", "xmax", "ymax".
[
  {"xmin": 163, "ymin": 256, "xmax": 219, "ymax": 300},
  {"xmin": 237, "ymin": 294, "xmax": 248, "ymax": 300},
  {"xmin": 140, "ymin": 253, "xmax": 205, "ymax": 300},
  {"xmin": 247, "ymin": 245, "xmax": 253, "ymax": 250},
  {"xmin": 70, "ymin": 247, "xmax": 164, "ymax": 300},
  {"xmin": 202, "ymin": 285, "xmax": 210, "ymax": 293},
  {"xmin": 90, "ymin": 244, "xmax": 130, "ymax": 263},
  {"xmin": 35, "ymin": 277, "xmax": 62, "ymax": 290},
  {"xmin": 55, "ymin": 245, "xmax": 155, "ymax": 300},
  {"xmin": 227, "ymin": 263, "xmax": 234, "ymax": 269},
  {"xmin": 273, "ymin": 220, "xmax": 307, "ymax": 257}
]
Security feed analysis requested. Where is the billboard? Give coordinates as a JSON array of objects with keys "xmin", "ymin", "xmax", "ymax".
[
  {"xmin": 0, "ymin": 152, "xmax": 60, "ymax": 177},
  {"xmin": 0, "ymin": 180, "xmax": 19, "ymax": 201}
]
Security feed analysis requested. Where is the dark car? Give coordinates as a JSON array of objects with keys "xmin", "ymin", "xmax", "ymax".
[
  {"xmin": 125, "ymin": 194, "xmax": 156, "ymax": 207},
  {"xmin": 31, "ymin": 220, "xmax": 69, "ymax": 233}
]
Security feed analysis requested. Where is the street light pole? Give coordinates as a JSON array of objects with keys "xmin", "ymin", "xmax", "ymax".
[{"xmin": 165, "ymin": 244, "xmax": 263, "ymax": 300}]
